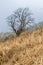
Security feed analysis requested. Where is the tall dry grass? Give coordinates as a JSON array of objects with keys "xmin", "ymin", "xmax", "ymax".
[{"xmin": 0, "ymin": 28, "xmax": 43, "ymax": 65}]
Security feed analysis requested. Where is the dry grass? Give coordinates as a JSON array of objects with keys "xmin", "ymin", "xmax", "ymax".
[{"xmin": 0, "ymin": 28, "xmax": 43, "ymax": 65}]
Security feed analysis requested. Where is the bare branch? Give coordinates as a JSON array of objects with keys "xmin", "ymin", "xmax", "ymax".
[{"xmin": 7, "ymin": 7, "xmax": 34, "ymax": 35}]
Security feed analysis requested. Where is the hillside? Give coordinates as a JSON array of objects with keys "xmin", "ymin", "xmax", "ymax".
[{"xmin": 0, "ymin": 28, "xmax": 43, "ymax": 65}]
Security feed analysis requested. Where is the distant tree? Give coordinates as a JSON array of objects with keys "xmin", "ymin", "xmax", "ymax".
[{"xmin": 7, "ymin": 8, "xmax": 34, "ymax": 35}]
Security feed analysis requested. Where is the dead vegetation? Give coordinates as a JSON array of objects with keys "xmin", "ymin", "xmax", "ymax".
[{"xmin": 0, "ymin": 28, "xmax": 43, "ymax": 65}]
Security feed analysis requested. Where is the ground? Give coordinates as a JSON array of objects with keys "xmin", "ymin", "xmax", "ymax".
[{"xmin": 0, "ymin": 28, "xmax": 43, "ymax": 65}]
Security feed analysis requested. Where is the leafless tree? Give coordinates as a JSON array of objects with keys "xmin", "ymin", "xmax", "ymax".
[{"xmin": 7, "ymin": 8, "xmax": 34, "ymax": 35}]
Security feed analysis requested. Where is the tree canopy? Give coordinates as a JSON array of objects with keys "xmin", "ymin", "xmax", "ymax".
[{"xmin": 7, "ymin": 8, "xmax": 34, "ymax": 35}]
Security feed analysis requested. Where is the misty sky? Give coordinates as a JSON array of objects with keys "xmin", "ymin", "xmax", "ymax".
[{"xmin": 0, "ymin": 0, "xmax": 43, "ymax": 32}]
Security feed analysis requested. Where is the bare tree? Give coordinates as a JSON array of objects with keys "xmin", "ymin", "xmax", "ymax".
[{"xmin": 7, "ymin": 8, "xmax": 34, "ymax": 35}]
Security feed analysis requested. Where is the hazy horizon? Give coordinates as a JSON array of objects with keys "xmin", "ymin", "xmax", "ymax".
[{"xmin": 0, "ymin": 0, "xmax": 43, "ymax": 32}]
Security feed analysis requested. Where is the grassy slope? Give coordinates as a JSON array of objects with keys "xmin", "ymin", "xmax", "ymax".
[{"xmin": 0, "ymin": 28, "xmax": 43, "ymax": 65}]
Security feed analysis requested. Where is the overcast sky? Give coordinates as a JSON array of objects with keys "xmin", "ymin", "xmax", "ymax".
[{"xmin": 0, "ymin": 0, "xmax": 43, "ymax": 32}]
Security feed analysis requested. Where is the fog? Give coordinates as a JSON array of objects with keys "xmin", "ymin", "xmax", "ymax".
[{"xmin": 0, "ymin": 0, "xmax": 43, "ymax": 32}]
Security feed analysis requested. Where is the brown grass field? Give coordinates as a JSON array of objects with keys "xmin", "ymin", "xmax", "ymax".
[{"xmin": 0, "ymin": 28, "xmax": 43, "ymax": 65}]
